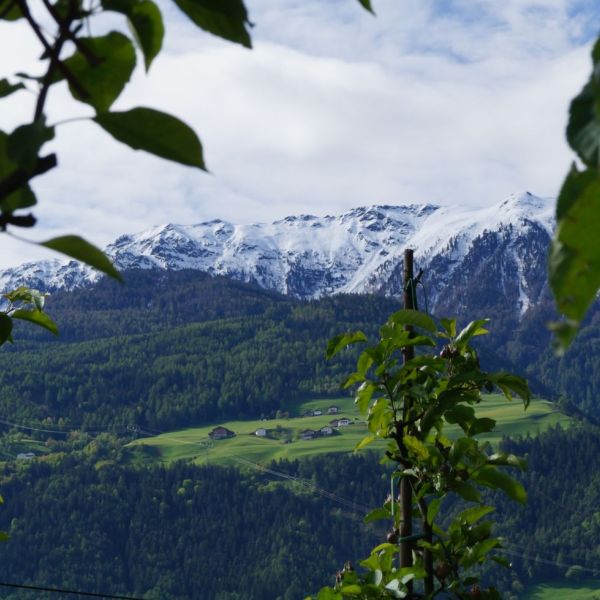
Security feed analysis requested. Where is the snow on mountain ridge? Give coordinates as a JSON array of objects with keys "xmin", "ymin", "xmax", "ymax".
[{"xmin": 0, "ymin": 192, "xmax": 555, "ymax": 308}]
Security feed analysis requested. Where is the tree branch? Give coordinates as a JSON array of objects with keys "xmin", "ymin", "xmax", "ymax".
[
  {"xmin": 41, "ymin": 0, "xmax": 101, "ymax": 66},
  {"xmin": 16, "ymin": 0, "xmax": 89, "ymax": 117}
]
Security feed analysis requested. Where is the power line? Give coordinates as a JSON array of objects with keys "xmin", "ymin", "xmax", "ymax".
[{"xmin": 0, "ymin": 581, "xmax": 147, "ymax": 599}]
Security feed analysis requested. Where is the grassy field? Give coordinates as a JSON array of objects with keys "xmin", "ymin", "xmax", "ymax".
[
  {"xmin": 127, "ymin": 395, "xmax": 571, "ymax": 467},
  {"xmin": 523, "ymin": 579, "xmax": 600, "ymax": 598}
]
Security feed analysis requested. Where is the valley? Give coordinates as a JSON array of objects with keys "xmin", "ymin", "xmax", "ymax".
[
  {"xmin": 128, "ymin": 395, "xmax": 571, "ymax": 467},
  {"xmin": 0, "ymin": 196, "xmax": 597, "ymax": 598}
]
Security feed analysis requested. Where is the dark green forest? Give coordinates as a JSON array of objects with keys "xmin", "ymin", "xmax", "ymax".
[
  {"xmin": 0, "ymin": 270, "xmax": 598, "ymax": 598},
  {"xmin": 0, "ymin": 270, "xmax": 597, "ymax": 435},
  {"xmin": 0, "ymin": 426, "xmax": 599, "ymax": 599}
]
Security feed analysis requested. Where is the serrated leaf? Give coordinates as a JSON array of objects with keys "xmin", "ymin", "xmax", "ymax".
[
  {"xmin": 94, "ymin": 107, "xmax": 205, "ymax": 169},
  {"xmin": 0, "ymin": 313, "xmax": 12, "ymax": 345},
  {"xmin": 316, "ymin": 588, "xmax": 342, "ymax": 600},
  {"xmin": 326, "ymin": 331, "xmax": 367, "ymax": 359},
  {"xmin": 355, "ymin": 381, "xmax": 376, "ymax": 414},
  {"xmin": 427, "ymin": 497, "xmax": 441, "ymax": 525},
  {"xmin": 363, "ymin": 506, "xmax": 389, "ymax": 524},
  {"xmin": 0, "ymin": 79, "xmax": 25, "ymax": 98},
  {"xmin": 172, "ymin": 0, "xmax": 252, "ymax": 48},
  {"xmin": 455, "ymin": 319, "xmax": 489, "ymax": 347},
  {"xmin": 467, "ymin": 417, "xmax": 496, "ymax": 436},
  {"xmin": 403, "ymin": 435, "xmax": 429, "ymax": 460},
  {"xmin": 355, "ymin": 435, "xmax": 376, "ymax": 451},
  {"xmin": 387, "ymin": 309, "xmax": 437, "ymax": 333},
  {"xmin": 488, "ymin": 452, "xmax": 527, "ymax": 470},
  {"xmin": 62, "ymin": 32, "xmax": 136, "ymax": 112},
  {"xmin": 444, "ymin": 405, "xmax": 475, "ymax": 425},
  {"xmin": 340, "ymin": 584, "xmax": 362, "ymax": 595},
  {"xmin": 454, "ymin": 482, "xmax": 481, "ymax": 503},
  {"xmin": 474, "ymin": 465, "xmax": 527, "ymax": 503},
  {"xmin": 489, "ymin": 373, "xmax": 531, "ymax": 407},
  {"xmin": 458, "ymin": 505, "xmax": 494, "ymax": 525},
  {"xmin": 12, "ymin": 309, "xmax": 58, "ymax": 336},
  {"xmin": 39, "ymin": 236, "xmax": 123, "ymax": 282}
]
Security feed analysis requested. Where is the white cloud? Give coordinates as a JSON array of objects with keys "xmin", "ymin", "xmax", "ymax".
[{"xmin": 0, "ymin": 0, "xmax": 596, "ymax": 268}]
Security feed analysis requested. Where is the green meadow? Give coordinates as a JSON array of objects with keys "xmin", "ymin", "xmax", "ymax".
[
  {"xmin": 127, "ymin": 395, "xmax": 571, "ymax": 467},
  {"xmin": 523, "ymin": 579, "xmax": 600, "ymax": 599}
]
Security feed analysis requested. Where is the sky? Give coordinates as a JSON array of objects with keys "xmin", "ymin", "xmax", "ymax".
[{"xmin": 0, "ymin": 0, "xmax": 598, "ymax": 268}]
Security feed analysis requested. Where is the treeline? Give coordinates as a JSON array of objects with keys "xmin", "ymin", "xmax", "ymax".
[
  {"xmin": 2, "ymin": 269, "xmax": 598, "ymax": 435},
  {"xmin": 0, "ymin": 451, "xmax": 385, "ymax": 600},
  {"xmin": 0, "ymin": 425, "xmax": 600, "ymax": 598},
  {"xmin": 0, "ymin": 272, "xmax": 400, "ymax": 431}
]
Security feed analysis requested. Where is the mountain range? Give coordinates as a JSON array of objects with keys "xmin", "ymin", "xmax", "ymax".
[{"xmin": 0, "ymin": 191, "xmax": 554, "ymax": 321}]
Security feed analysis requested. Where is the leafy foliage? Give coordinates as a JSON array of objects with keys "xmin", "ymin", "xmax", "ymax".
[
  {"xmin": 311, "ymin": 310, "xmax": 530, "ymax": 599},
  {"xmin": 551, "ymin": 37, "xmax": 600, "ymax": 349}
]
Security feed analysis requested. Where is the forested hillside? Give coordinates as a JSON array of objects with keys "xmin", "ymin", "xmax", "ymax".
[
  {"xmin": 0, "ymin": 425, "xmax": 598, "ymax": 599},
  {"xmin": 0, "ymin": 269, "xmax": 597, "ymax": 436}
]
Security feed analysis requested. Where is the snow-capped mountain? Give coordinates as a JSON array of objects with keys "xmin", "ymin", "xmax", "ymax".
[{"xmin": 0, "ymin": 191, "xmax": 555, "ymax": 317}]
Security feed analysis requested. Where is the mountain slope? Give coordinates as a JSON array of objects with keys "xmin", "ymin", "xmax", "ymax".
[{"xmin": 0, "ymin": 192, "xmax": 554, "ymax": 321}]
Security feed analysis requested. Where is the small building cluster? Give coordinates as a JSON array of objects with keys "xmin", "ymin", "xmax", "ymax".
[
  {"xmin": 303, "ymin": 405, "xmax": 341, "ymax": 417},
  {"xmin": 208, "ymin": 426, "xmax": 235, "ymax": 440}
]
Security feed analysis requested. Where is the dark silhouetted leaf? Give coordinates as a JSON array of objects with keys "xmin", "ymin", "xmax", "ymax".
[
  {"xmin": 39, "ymin": 235, "xmax": 123, "ymax": 282},
  {"xmin": 172, "ymin": 0, "xmax": 252, "ymax": 48},
  {"xmin": 63, "ymin": 32, "xmax": 136, "ymax": 112},
  {"xmin": 94, "ymin": 107, "xmax": 205, "ymax": 169}
]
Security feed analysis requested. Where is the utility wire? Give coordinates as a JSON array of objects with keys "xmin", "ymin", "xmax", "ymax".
[{"xmin": 0, "ymin": 580, "xmax": 147, "ymax": 599}]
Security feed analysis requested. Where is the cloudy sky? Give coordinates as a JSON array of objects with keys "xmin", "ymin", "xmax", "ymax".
[{"xmin": 0, "ymin": 0, "xmax": 598, "ymax": 268}]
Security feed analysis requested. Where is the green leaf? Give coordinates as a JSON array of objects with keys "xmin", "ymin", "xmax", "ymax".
[
  {"xmin": 474, "ymin": 465, "xmax": 527, "ymax": 504},
  {"xmin": 7, "ymin": 118, "xmax": 54, "ymax": 172},
  {"xmin": 12, "ymin": 309, "xmax": 58, "ymax": 336},
  {"xmin": 427, "ymin": 497, "xmax": 441, "ymax": 525},
  {"xmin": 39, "ymin": 236, "xmax": 123, "ymax": 282},
  {"xmin": 355, "ymin": 435, "xmax": 377, "ymax": 451},
  {"xmin": 94, "ymin": 107, "xmax": 206, "ymax": 169},
  {"xmin": 355, "ymin": 381, "xmax": 376, "ymax": 414},
  {"xmin": 550, "ymin": 165, "xmax": 600, "ymax": 349},
  {"xmin": 458, "ymin": 505, "xmax": 494, "ymax": 525},
  {"xmin": 444, "ymin": 405, "xmax": 475, "ymax": 425},
  {"xmin": 363, "ymin": 506, "xmax": 389, "ymax": 524},
  {"xmin": 172, "ymin": 0, "xmax": 252, "ymax": 48},
  {"xmin": 489, "ymin": 373, "xmax": 531, "ymax": 407},
  {"xmin": 454, "ymin": 482, "xmax": 482, "ymax": 503},
  {"xmin": 316, "ymin": 588, "xmax": 342, "ymax": 600},
  {"xmin": 340, "ymin": 584, "xmax": 362, "ymax": 595},
  {"xmin": 326, "ymin": 331, "xmax": 367, "ymax": 359},
  {"xmin": 0, "ymin": 79, "xmax": 25, "ymax": 98},
  {"xmin": 462, "ymin": 538, "xmax": 500, "ymax": 569},
  {"xmin": 356, "ymin": 0, "xmax": 375, "ymax": 13},
  {"xmin": 404, "ymin": 435, "xmax": 429, "ymax": 460},
  {"xmin": 440, "ymin": 317, "xmax": 456, "ymax": 338},
  {"xmin": 0, "ymin": 313, "xmax": 13, "ymax": 345},
  {"xmin": 467, "ymin": 417, "xmax": 496, "ymax": 436},
  {"xmin": 63, "ymin": 32, "xmax": 136, "ymax": 112},
  {"xmin": 455, "ymin": 319, "xmax": 489, "ymax": 347},
  {"xmin": 356, "ymin": 350, "xmax": 374, "ymax": 376},
  {"xmin": 0, "ymin": 0, "xmax": 22, "ymax": 20},
  {"xmin": 566, "ymin": 39, "xmax": 600, "ymax": 168},
  {"xmin": 487, "ymin": 452, "xmax": 527, "ymax": 470},
  {"xmin": 387, "ymin": 309, "xmax": 437, "ymax": 333},
  {"xmin": 102, "ymin": 0, "xmax": 164, "ymax": 70},
  {"xmin": 0, "ymin": 130, "xmax": 36, "ymax": 211}
]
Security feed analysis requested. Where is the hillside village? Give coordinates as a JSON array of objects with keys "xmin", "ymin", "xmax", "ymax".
[{"xmin": 208, "ymin": 405, "xmax": 357, "ymax": 443}]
